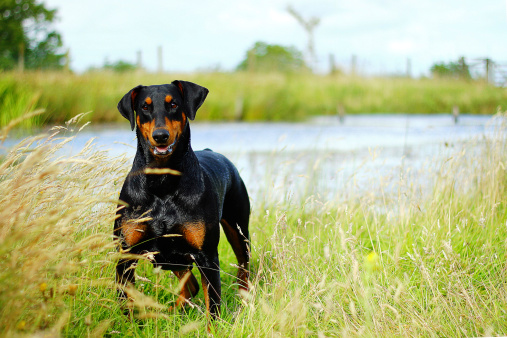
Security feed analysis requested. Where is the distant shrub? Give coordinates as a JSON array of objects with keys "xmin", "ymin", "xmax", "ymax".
[
  {"xmin": 236, "ymin": 41, "xmax": 308, "ymax": 73},
  {"xmin": 430, "ymin": 57, "xmax": 471, "ymax": 80},
  {"xmin": 103, "ymin": 60, "xmax": 137, "ymax": 73},
  {"xmin": 88, "ymin": 60, "xmax": 137, "ymax": 73}
]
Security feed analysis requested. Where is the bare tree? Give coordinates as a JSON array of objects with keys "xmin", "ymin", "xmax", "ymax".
[{"xmin": 287, "ymin": 5, "xmax": 320, "ymax": 71}]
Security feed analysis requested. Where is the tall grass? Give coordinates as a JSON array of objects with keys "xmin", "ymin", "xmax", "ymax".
[
  {"xmin": 0, "ymin": 78, "xmax": 43, "ymax": 129},
  {"xmin": 0, "ymin": 71, "xmax": 505, "ymax": 128},
  {"xmin": 0, "ymin": 112, "xmax": 506, "ymax": 336}
]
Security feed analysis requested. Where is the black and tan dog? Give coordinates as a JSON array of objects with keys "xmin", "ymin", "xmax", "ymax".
[{"xmin": 114, "ymin": 80, "xmax": 250, "ymax": 319}]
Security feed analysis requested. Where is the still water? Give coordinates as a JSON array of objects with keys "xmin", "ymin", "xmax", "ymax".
[{"xmin": 3, "ymin": 114, "xmax": 499, "ymax": 204}]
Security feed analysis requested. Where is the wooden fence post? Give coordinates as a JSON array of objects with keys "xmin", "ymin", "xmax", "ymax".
[
  {"xmin": 337, "ymin": 104, "xmax": 346, "ymax": 124},
  {"xmin": 136, "ymin": 50, "xmax": 142, "ymax": 71},
  {"xmin": 452, "ymin": 105, "xmax": 459, "ymax": 124},
  {"xmin": 157, "ymin": 46, "xmax": 163, "ymax": 73}
]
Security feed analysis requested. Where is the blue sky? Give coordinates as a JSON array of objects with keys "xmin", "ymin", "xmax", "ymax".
[{"xmin": 45, "ymin": 0, "xmax": 507, "ymax": 76}]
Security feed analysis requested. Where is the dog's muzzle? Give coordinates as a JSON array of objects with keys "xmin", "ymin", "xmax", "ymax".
[
  {"xmin": 154, "ymin": 140, "xmax": 176, "ymax": 156},
  {"xmin": 152, "ymin": 129, "xmax": 175, "ymax": 156}
]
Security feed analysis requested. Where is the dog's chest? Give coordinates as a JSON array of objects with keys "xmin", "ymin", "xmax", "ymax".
[
  {"xmin": 147, "ymin": 194, "xmax": 199, "ymax": 227},
  {"xmin": 144, "ymin": 196, "xmax": 209, "ymax": 248}
]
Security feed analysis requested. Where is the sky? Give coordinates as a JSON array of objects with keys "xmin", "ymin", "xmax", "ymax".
[{"xmin": 44, "ymin": 0, "xmax": 507, "ymax": 77}]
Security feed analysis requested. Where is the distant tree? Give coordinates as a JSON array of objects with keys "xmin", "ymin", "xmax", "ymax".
[
  {"xmin": 287, "ymin": 5, "xmax": 320, "ymax": 71},
  {"xmin": 0, "ymin": 0, "xmax": 65, "ymax": 70},
  {"xmin": 87, "ymin": 59, "xmax": 137, "ymax": 73},
  {"xmin": 103, "ymin": 60, "xmax": 137, "ymax": 73},
  {"xmin": 430, "ymin": 57, "xmax": 471, "ymax": 80},
  {"xmin": 237, "ymin": 42, "xmax": 308, "ymax": 73}
]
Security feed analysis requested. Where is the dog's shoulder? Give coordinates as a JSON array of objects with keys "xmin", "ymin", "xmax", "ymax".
[{"xmin": 195, "ymin": 149, "xmax": 235, "ymax": 174}]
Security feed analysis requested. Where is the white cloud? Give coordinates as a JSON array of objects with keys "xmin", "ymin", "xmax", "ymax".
[{"xmin": 388, "ymin": 39, "xmax": 415, "ymax": 54}]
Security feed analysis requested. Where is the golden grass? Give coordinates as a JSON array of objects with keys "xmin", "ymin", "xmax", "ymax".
[{"xmin": 0, "ymin": 113, "xmax": 129, "ymax": 335}]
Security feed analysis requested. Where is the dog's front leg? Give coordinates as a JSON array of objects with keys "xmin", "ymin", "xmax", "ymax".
[
  {"xmin": 195, "ymin": 253, "xmax": 221, "ymax": 320},
  {"xmin": 116, "ymin": 257, "xmax": 138, "ymax": 314}
]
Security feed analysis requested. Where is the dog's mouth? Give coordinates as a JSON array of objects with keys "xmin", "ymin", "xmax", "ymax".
[{"xmin": 153, "ymin": 140, "xmax": 177, "ymax": 156}]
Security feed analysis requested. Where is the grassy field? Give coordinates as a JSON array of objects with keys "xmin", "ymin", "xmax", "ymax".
[
  {"xmin": 0, "ymin": 110, "xmax": 506, "ymax": 337},
  {"xmin": 0, "ymin": 71, "xmax": 506, "ymax": 128}
]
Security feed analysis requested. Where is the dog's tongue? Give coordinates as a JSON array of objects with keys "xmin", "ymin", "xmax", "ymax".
[{"xmin": 156, "ymin": 146, "xmax": 169, "ymax": 153}]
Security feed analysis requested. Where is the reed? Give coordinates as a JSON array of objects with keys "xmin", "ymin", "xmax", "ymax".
[
  {"xmin": 0, "ymin": 111, "xmax": 506, "ymax": 336},
  {"xmin": 0, "ymin": 71, "xmax": 505, "ymax": 128}
]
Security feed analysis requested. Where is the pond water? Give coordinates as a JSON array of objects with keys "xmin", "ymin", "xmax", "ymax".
[{"xmin": 2, "ymin": 114, "xmax": 500, "ymax": 205}]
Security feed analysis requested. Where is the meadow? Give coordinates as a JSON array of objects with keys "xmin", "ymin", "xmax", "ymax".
[
  {"xmin": 1, "ymin": 71, "xmax": 506, "ymax": 129},
  {"xmin": 0, "ymin": 108, "xmax": 506, "ymax": 336}
]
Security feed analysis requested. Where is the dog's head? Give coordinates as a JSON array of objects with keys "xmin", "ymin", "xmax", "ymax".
[{"xmin": 118, "ymin": 80, "xmax": 208, "ymax": 158}]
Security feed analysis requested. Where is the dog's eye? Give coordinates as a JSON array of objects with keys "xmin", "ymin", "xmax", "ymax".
[
  {"xmin": 142, "ymin": 104, "xmax": 149, "ymax": 111},
  {"xmin": 170, "ymin": 102, "xmax": 178, "ymax": 109}
]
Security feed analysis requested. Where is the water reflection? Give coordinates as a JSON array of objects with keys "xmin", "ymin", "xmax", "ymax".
[{"xmin": 2, "ymin": 114, "xmax": 499, "ymax": 206}]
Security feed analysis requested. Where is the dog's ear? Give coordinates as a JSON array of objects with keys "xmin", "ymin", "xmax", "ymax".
[
  {"xmin": 172, "ymin": 80, "xmax": 208, "ymax": 120},
  {"xmin": 118, "ymin": 85, "xmax": 143, "ymax": 130}
]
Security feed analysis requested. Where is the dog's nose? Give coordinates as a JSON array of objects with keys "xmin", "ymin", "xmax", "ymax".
[{"xmin": 152, "ymin": 129, "xmax": 169, "ymax": 144}]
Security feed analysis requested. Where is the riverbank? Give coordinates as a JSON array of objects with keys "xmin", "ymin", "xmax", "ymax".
[{"xmin": 1, "ymin": 71, "xmax": 505, "ymax": 128}]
